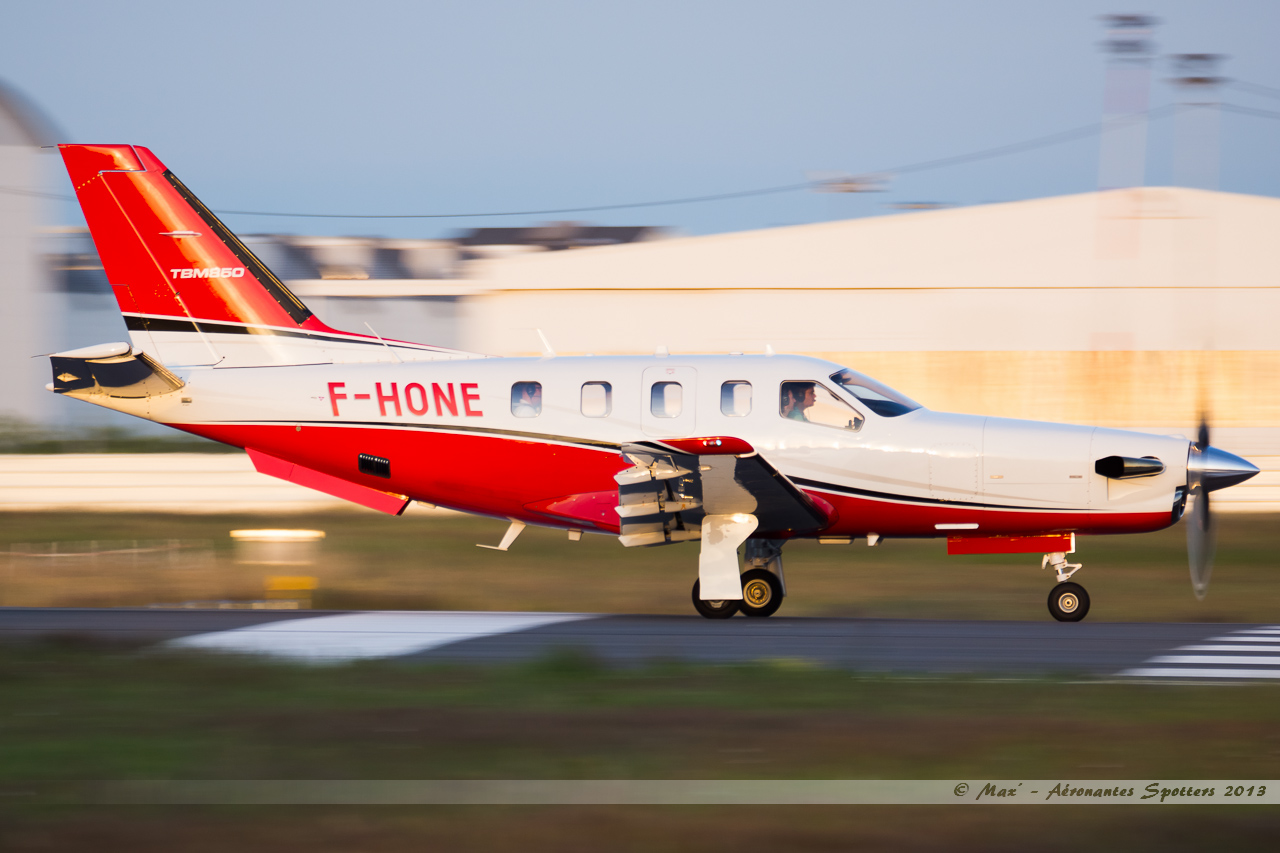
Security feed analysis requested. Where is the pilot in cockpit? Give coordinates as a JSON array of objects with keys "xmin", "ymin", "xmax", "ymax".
[{"xmin": 780, "ymin": 382, "xmax": 817, "ymax": 422}]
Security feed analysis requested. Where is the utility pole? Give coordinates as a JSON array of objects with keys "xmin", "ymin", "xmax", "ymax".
[
  {"xmin": 1097, "ymin": 14, "xmax": 1158, "ymax": 191},
  {"xmin": 1170, "ymin": 53, "xmax": 1227, "ymax": 190}
]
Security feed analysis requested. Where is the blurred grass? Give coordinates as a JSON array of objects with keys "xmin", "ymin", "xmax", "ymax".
[
  {"xmin": 1, "ymin": 642, "xmax": 1279, "ymax": 782},
  {"xmin": 2, "ymin": 644, "xmax": 1279, "ymax": 850},
  {"xmin": 6, "ymin": 807, "xmax": 1280, "ymax": 853},
  {"xmin": 0, "ymin": 511, "xmax": 1277, "ymax": 621}
]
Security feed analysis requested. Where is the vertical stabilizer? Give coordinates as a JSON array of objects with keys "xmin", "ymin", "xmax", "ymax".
[{"xmin": 59, "ymin": 144, "xmax": 478, "ymax": 367}]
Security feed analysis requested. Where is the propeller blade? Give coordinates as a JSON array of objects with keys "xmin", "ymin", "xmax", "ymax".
[
  {"xmin": 1196, "ymin": 416, "xmax": 1210, "ymax": 451},
  {"xmin": 1186, "ymin": 485, "xmax": 1215, "ymax": 601}
]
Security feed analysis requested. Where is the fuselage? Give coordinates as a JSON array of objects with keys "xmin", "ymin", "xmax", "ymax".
[{"xmin": 106, "ymin": 352, "xmax": 1189, "ymax": 540}]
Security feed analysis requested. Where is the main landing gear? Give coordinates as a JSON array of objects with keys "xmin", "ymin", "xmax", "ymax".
[
  {"xmin": 1043, "ymin": 551, "xmax": 1090, "ymax": 622},
  {"xmin": 692, "ymin": 539, "xmax": 787, "ymax": 619},
  {"xmin": 691, "ymin": 569, "xmax": 784, "ymax": 619}
]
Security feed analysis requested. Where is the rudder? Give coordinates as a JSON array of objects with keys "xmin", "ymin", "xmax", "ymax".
[{"xmin": 61, "ymin": 144, "xmax": 329, "ymax": 365}]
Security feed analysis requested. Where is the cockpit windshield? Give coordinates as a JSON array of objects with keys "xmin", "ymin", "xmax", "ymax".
[{"xmin": 829, "ymin": 368, "xmax": 922, "ymax": 417}]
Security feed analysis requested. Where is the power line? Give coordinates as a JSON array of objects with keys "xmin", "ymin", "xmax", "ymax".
[
  {"xmin": 211, "ymin": 180, "xmax": 815, "ymax": 219},
  {"xmin": 208, "ymin": 108, "xmax": 1178, "ymax": 220},
  {"xmin": 0, "ymin": 104, "xmax": 1202, "ymax": 218},
  {"xmin": 1230, "ymin": 80, "xmax": 1280, "ymax": 101},
  {"xmin": 0, "ymin": 186, "xmax": 67, "ymax": 200},
  {"xmin": 887, "ymin": 106, "xmax": 1176, "ymax": 177},
  {"xmin": 1220, "ymin": 102, "xmax": 1280, "ymax": 121}
]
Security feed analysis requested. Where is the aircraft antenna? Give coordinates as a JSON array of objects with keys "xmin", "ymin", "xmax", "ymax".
[
  {"xmin": 363, "ymin": 323, "xmax": 403, "ymax": 363},
  {"xmin": 535, "ymin": 329, "xmax": 556, "ymax": 357}
]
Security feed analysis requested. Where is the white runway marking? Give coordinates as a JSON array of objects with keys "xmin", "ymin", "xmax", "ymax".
[
  {"xmin": 1150, "ymin": 655, "xmax": 1280, "ymax": 666},
  {"xmin": 1177, "ymin": 645, "xmax": 1280, "ymax": 653},
  {"xmin": 1121, "ymin": 668, "xmax": 1280, "ymax": 680},
  {"xmin": 166, "ymin": 611, "xmax": 594, "ymax": 662},
  {"xmin": 1119, "ymin": 626, "xmax": 1280, "ymax": 680}
]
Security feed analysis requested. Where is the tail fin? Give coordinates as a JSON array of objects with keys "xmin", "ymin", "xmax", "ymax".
[{"xmin": 60, "ymin": 144, "xmax": 475, "ymax": 367}]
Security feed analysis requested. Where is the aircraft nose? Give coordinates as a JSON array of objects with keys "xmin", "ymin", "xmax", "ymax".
[{"xmin": 1188, "ymin": 445, "xmax": 1260, "ymax": 492}]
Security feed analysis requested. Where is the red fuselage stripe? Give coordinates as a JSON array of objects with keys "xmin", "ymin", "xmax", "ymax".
[{"xmin": 170, "ymin": 422, "xmax": 1175, "ymax": 538}]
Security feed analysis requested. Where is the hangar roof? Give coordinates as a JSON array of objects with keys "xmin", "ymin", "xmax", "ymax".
[{"xmin": 468, "ymin": 187, "xmax": 1280, "ymax": 292}]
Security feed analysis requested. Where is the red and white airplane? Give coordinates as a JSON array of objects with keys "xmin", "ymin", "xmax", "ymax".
[{"xmin": 47, "ymin": 144, "xmax": 1260, "ymax": 621}]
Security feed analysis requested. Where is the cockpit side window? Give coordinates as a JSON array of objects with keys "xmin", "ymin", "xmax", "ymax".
[
  {"xmin": 779, "ymin": 381, "xmax": 863, "ymax": 431},
  {"xmin": 829, "ymin": 368, "xmax": 921, "ymax": 417},
  {"xmin": 511, "ymin": 381, "xmax": 542, "ymax": 418}
]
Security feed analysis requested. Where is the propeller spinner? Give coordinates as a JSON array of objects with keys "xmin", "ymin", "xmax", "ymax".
[{"xmin": 1185, "ymin": 417, "xmax": 1260, "ymax": 600}]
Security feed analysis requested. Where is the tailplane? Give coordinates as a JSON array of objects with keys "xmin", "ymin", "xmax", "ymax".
[{"xmin": 59, "ymin": 144, "xmax": 477, "ymax": 367}]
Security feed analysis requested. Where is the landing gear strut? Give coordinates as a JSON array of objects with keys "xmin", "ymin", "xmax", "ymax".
[{"xmin": 1043, "ymin": 551, "xmax": 1089, "ymax": 622}]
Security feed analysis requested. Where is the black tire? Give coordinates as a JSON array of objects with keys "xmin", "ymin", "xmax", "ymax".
[
  {"xmin": 692, "ymin": 579, "xmax": 740, "ymax": 619},
  {"xmin": 739, "ymin": 569, "xmax": 784, "ymax": 618},
  {"xmin": 1047, "ymin": 582, "xmax": 1090, "ymax": 622}
]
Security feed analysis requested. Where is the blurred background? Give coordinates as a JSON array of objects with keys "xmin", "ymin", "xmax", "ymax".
[
  {"xmin": 1, "ymin": 1, "xmax": 1279, "ymax": 609},
  {"xmin": 5, "ymin": 7, "xmax": 1280, "ymax": 850}
]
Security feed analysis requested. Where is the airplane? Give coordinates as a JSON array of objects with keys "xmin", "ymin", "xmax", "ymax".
[{"xmin": 45, "ymin": 144, "xmax": 1261, "ymax": 621}]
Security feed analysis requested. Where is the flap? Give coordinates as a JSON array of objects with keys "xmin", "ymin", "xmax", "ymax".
[{"xmin": 617, "ymin": 440, "xmax": 834, "ymax": 542}]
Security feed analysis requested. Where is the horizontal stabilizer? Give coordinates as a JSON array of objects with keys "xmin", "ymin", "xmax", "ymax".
[{"xmin": 49, "ymin": 343, "xmax": 183, "ymax": 400}]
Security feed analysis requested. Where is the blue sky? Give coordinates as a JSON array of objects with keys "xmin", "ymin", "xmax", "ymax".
[{"xmin": 6, "ymin": 0, "xmax": 1280, "ymax": 238}]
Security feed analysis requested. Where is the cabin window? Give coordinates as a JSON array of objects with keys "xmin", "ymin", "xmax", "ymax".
[
  {"xmin": 511, "ymin": 381, "xmax": 542, "ymax": 418},
  {"xmin": 720, "ymin": 381, "xmax": 752, "ymax": 416},
  {"xmin": 650, "ymin": 381, "xmax": 683, "ymax": 418},
  {"xmin": 779, "ymin": 381, "xmax": 863, "ymax": 431},
  {"xmin": 581, "ymin": 382, "xmax": 612, "ymax": 417}
]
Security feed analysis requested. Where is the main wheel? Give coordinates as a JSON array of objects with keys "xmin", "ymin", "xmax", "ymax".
[
  {"xmin": 739, "ymin": 569, "xmax": 784, "ymax": 618},
  {"xmin": 1047, "ymin": 582, "xmax": 1090, "ymax": 622},
  {"xmin": 691, "ymin": 579, "xmax": 740, "ymax": 619}
]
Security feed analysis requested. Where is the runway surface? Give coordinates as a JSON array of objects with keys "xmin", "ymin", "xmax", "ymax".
[{"xmin": 5, "ymin": 607, "xmax": 1280, "ymax": 680}]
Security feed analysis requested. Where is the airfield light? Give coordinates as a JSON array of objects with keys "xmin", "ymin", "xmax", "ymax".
[{"xmin": 231, "ymin": 529, "xmax": 325, "ymax": 569}]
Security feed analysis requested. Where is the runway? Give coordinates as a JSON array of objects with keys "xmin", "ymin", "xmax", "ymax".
[{"xmin": 5, "ymin": 607, "xmax": 1280, "ymax": 680}]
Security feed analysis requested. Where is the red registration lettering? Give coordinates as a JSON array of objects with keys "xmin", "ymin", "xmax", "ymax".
[
  {"xmin": 376, "ymin": 382, "xmax": 401, "ymax": 417},
  {"xmin": 432, "ymin": 383, "xmax": 458, "ymax": 416},
  {"xmin": 328, "ymin": 382, "xmax": 347, "ymax": 416},
  {"xmin": 461, "ymin": 383, "xmax": 483, "ymax": 417},
  {"xmin": 404, "ymin": 382, "xmax": 429, "ymax": 416}
]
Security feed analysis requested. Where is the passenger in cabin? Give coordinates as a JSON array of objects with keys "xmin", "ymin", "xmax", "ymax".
[
  {"xmin": 780, "ymin": 382, "xmax": 817, "ymax": 422},
  {"xmin": 511, "ymin": 382, "xmax": 542, "ymax": 418}
]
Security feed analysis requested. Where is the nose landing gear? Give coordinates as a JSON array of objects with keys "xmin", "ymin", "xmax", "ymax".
[
  {"xmin": 1043, "ymin": 551, "xmax": 1089, "ymax": 622},
  {"xmin": 1048, "ymin": 582, "xmax": 1090, "ymax": 622}
]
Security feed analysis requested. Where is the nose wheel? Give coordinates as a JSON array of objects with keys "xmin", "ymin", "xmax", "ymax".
[{"xmin": 1048, "ymin": 582, "xmax": 1090, "ymax": 622}]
